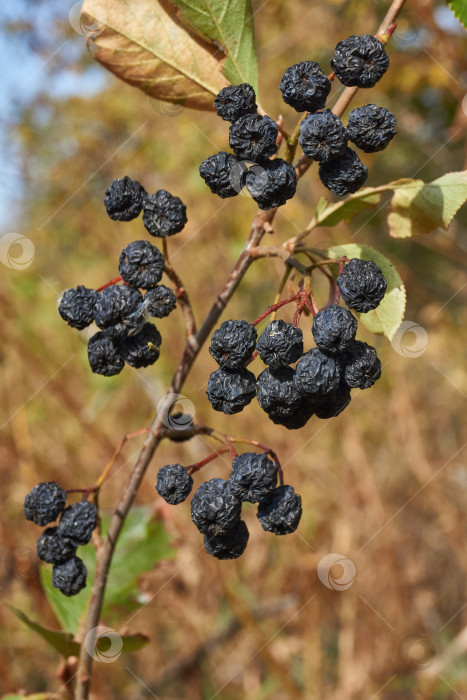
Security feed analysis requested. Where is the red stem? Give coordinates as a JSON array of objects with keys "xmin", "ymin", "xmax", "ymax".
[
  {"xmin": 186, "ymin": 447, "xmax": 230, "ymax": 474},
  {"xmin": 96, "ymin": 276, "xmax": 123, "ymax": 292},
  {"xmin": 252, "ymin": 293, "xmax": 301, "ymax": 326}
]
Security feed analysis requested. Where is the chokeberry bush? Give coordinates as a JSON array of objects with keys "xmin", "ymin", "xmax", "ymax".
[{"xmin": 9, "ymin": 0, "xmax": 467, "ymax": 698}]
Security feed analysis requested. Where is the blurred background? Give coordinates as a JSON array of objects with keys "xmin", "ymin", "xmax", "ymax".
[{"xmin": 0, "ymin": 0, "xmax": 466, "ymax": 698}]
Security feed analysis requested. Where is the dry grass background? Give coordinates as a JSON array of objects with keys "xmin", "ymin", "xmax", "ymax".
[{"xmin": 0, "ymin": 0, "xmax": 466, "ymax": 698}]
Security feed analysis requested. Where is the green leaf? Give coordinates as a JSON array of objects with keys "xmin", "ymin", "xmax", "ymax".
[
  {"xmin": 328, "ymin": 243, "xmax": 406, "ymax": 341},
  {"xmin": 172, "ymin": 0, "xmax": 258, "ymax": 90},
  {"xmin": 40, "ymin": 560, "xmax": 93, "ymax": 635},
  {"xmin": 309, "ymin": 189, "xmax": 383, "ymax": 229},
  {"xmin": 81, "ymin": 0, "xmax": 230, "ymax": 111},
  {"xmin": 388, "ymin": 172, "xmax": 467, "ymax": 238},
  {"xmin": 6, "ymin": 603, "xmax": 80, "ymax": 657},
  {"xmin": 448, "ymin": 0, "xmax": 467, "ymax": 29}
]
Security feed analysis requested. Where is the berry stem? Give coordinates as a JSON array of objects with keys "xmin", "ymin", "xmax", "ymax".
[
  {"xmin": 186, "ymin": 447, "xmax": 230, "ymax": 474},
  {"xmin": 96, "ymin": 276, "xmax": 123, "ymax": 292},
  {"xmin": 95, "ymin": 428, "xmax": 150, "ymax": 489},
  {"xmin": 271, "ymin": 266, "xmax": 293, "ymax": 322},
  {"xmin": 162, "ymin": 238, "xmax": 197, "ymax": 338},
  {"xmin": 252, "ymin": 293, "xmax": 301, "ymax": 327}
]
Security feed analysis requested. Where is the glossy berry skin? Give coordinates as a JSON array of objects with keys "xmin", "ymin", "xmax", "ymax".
[
  {"xmin": 58, "ymin": 286, "xmax": 98, "ymax": 330},
  {"xmin": 191, "ymin": 478, "xmax": 241, "ymax": 536},
  {"xmin": 214, "ymin": 84, "xmax": 257, "ymax": 123},
  {"xmin": 229, "ymin": 114, "xmax": 278, "ymax": 160},
  {"xmin": 337, "ymin": 258, "xmax": 387, "ymax": 312},
  {"xmin": 209, "ymin": 320, "xmax": 257, "ymax": 369},
  {"xmin": 204, "ymin": 520, "xmax": 249, "ymax": 559},
  {"xmin": 119, "ymin": 322, "xmax": 161, "ymax": 368},
  {"xmin": 341, "ymin": 340, "xmax": 381, "ymax": 389},
  {"xmin": 143, "ymin": 189, "xmax": 187, "ymax": 237},
  {"xmin": 119, "ymin": 240, "xmax": 165, "ymax": 290},
  {"xmin": 104, "ymin": 176, "xmax": 145, "ymax": 221},
  {"xmin": 229, "ymin": 452, "xmax": 278, "ymax": 503},
  {"xmin": 206, "ymin": 367, "xmax": 256, "ymax": 415},
  {"xmin": 24, "ymin": 481, "xmax": 66, "ymax": 526},
  {"xmin": 331, "ymin": 35, "xmax": 389, "ymax": 88},
  {"xmin": 319, "ymin": 148, "xmax": 368, "ymax": 196},
  {"xmin": 279, "ymin": 61, "xmax": 331, "ymax": 112},
  {"xmin": 315, "ymin": 382, "xmax": 351, "ymax": 419},
  {"xmin": 199, "ymin": 151, "xmax": 246, "ymax": 198},
  {"xmin": 58, "ymin": 501, "xmax": 98, "ymax": 546},
  {"xmin": 156, "ymin": 464, "xmax": 193, "ymax": 505},
  {"xmin": 244, "ymin": 159, "xmax": 297, "ymax": 210},
  {"xmin": 94, "ymin": 285, "xmax": 143, "ymax": 333},
  {"xmin": 144, "ymin": 285, "xmax": 177, "ymax": 318},
  {"xmin": 347, "ymin": 104, "xmax": 396, "ymax": 153},
  {"xmin": 256, "ymin": 367, "xmax": 302, "ymax": 418},
  {"xmin": 299, "ymin": 110, "xmax": 348, "ymax": 163},
  {"xmin": 295, "ymin": 348, "xmax": 341, "ymax": 400},
  {"xmin": 52, "ymin": 556, "xmax": 87, "ymax": 597},
  {"xmin": 256, "ymin": 320, "xmax": 303, "ymax": 369},
  {"xmin": 36, "ymin": 527, "xmax": 76, "ymax": 564},
  {"xmin": 87, "ymin": 331, "xmax": 124, "ymax": 376},
  {"xmin": 257, "ymin": 485, "xmax": 302, "ymax": 535},
  {"xmin": 312, "ymin": 305, "xmax": 358, "ymax": 355}
]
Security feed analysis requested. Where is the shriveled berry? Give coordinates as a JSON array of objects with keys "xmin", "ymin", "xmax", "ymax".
[
  {"xmin": 204, "ymin": 520, "xmax": 249, "ymax": 559},
  {"xmin": 319, "ymin": 148, "xmax": 368, "ymax": 196},
  {"xmin": 144, "ymin": 285, "xmax": 177, "ymax": 318},
  {"xmin": 256, "ymin": 367, "xmax": 302, "ymax": 418},
  {"xmin": 104, "ymin": 176, "xmax": 145, "ymax": 221},
  {"xmin": 36, "ymin": 527, "xmax": 76, "ymax": 564},
  {"xmin": 143, "ymin": 189, "xmax": 187, "ymax": 237},
  {"xmin": 94, "ymin": 285, "xmax": 143, "ymax": 332},
  {"xmin": 331, "ymin": 34, "xmax": 389, "ymax": 88},
  {"xmin": 214, "ymin": 84, "xmax": 257, "ymax": 123},
  {"xmin": 199, "ymin": 151, "xmax": 246, "ymax": 198},
  {"xmin": 279, "ymin": 61, "xmax": 331, "ymax": 112},
  {"xmin": 209, "ymin": 319, "xmax": 257, "ymax": 369},
  {"xmin": 347, "ymin": 104, "xmax": 396, "ymax": 153},
  {"xmin": 244, "ymin": 159, "xmax": 297, "ymax": 210},
  {"xmin": 119, "ymin": 240, "xmax": 165, "ymax": 289},
  {"xmin": 341, "ymin": 340, "xmax": 381, "ymax": 389},
  {"xmin": 256, "ymin": 320, "xmax": 303, "ymax": 369},
  {"xmin": 257, "ymin": 485, "xmax": 302, "ymax": 535},
  {"xmin": 52, "ymin": 556, "xmax": 87, "ymax": 597},
  {"xmin": 295, "ymin": 348, "xmax": 341, "ymax": 399},
  {"xmin": 299, "ymin": 110, "xmax": 348, "ymax": 163},
  {"xmin": 268, "ymin": 397, "xmax": 315, "ymax": 430},
  {"xmin": 314, "ymin": 382, "xmax": 351, "ymax": 419},
  {"xmin": 312, "ymin": 305, "xmax": 358, "ymax": 355},
  {"xmin": 88, "ymin": 331, "xmax": 124, "ymax": 376},
  {"xmin": 337, "ymin": 258, "xmax": 387, "ymax": 312},
  {"xmin": 206, "ymin": 367, "xmax": 256, "ymax": 415},
  {"xmin": 58, "ymin": 500, "xmax": 97, "ymax": 546},
  {"xmin": 156, "ymin": 464, "xmax": 193, "ymax": 505},
  {"xmin": 24, "ymin": 481, "xmax": 66, "ymax": 526},
  {"xmin": 119, "ymin": 322, "xmax": 161, "ymax": 368},
  {"xmin": 58, "ymin": 286, "xmax": 98, "ymax": 330},
  {"xmin": 191, "ymin": 478, "xmax": 241, "ymax": 536},
  {"xmin": 229, "ymin": 452, "xmax": 278, "ymax": 503},
  {"xmin": 229, "ymin": 114, "xmax": 278, "ymax": 160}
]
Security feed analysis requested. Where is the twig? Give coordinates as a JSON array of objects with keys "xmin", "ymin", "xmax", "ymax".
[{"xmin": 162, "ymin": 238, "xmax": 197, "ymax": 339}]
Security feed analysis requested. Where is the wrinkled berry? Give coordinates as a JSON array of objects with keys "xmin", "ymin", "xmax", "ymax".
[
  {"xmin": 299, "ymin": 110, "xmax": 348, "ymax": 163},
  {"xmin": 191, "ymin": 478, "xmax": 241, "ymax": 536},
  {"xmin": 119, "ymin": 322, "xmax": 161, "ymax": 368},
  {"xmin": 229, "ymin": 452, "xmax": 278, "ymax": 503},
  {"xmin": 314, "ymin": 382, "xmax": 351, "ymax": 419},
  {"xmin": 144, "ymin": 285, "xmax": 177, "ymax": 318},
  {"xmin": 341, "ymin": 340, "xmax": 381, "ymax": 389},
  {"xmin": 256, "ymin": 367, "xmax": 302, "ymax": 418},
  {"xmin": 207, "ymin": 367, "xmax": 256, "ymax": 415},
  {"xmin": 104, "ymin": 176, "xmax": 145, "ymax": 221},
  {"xmin": 257, "ymin": 485, "xmax": 302, "ymax": 535},
  {"xmin": 88, "ymin": 331, "xmax": 124, "ymax": 376},
  {"xmin": 244, "ymin": 158, "xmax": 297, "ymax": 210},
  {"xmin": 58, "ymin": 500, "xmax": 98, "ymax": 546},
  {"xmin": 209, "ymin": 319, "xmax": 257, "ymax": 369},
  {"xmin": 204, "ymin": 520, "xmax": 249, "ymax": 559},
  {"xmin": 36, "ymin": 527, "xmax": 76, "ymax": 564},
  {"xmin": 337, "ymin": 258, "xmax": 387, "ymax": 312},
  {"xmin": 58, "ymin": 286, "xmax": 98, "ymax": 330},
  {"xmin": 312, "ymin": 305, "xmax": 358, "ymax": 355},
  {"xmin": 229, "ymin": 114, "xmax": 278, "ymax": 160},
  {"xmin": 52, "ymin": 556, "xmax": 87, "ymax": 597},
  {"xmin": 156, "ymin": 464, "xmax": 193, "ymax": 505},
  {"xmin": 295, "ymin": 348, "xmax": 341, "ymax": 399},
  {"xmin": 279, "ymin": 61, "xmax": 331, "ymax": 112},
  {"xmin": 319, "ymin": 148, "xmax": 368, "ymax": 196},
  {"xmin": 119, "ymin": 240, "xmax": 165, "ymax": 289},
  {"xmin": 24, "ymin": 481, "xmax": 66, "ymax": 526},
  {"xmin": 256, "ymin": 320, "xmax": 303, "ymax": 369},
  {"xmin": 347, "ymin": 104, "xmax": 396, "ymax": 153},
  {"xmin": 199, "ymin": 151, "xmax": 246, "ymax": 199},
  {"xmin": 214, "ymin": 84, "xmax": 257, "ymax": 123},
  {"xmin": 94, "ymin": 285, "xmax": 143, "ymax": 332},
  {"xmin": 143, "ymin": 189, "xmax": 187, "ymax": 237},
  {"xmin": 331, "ymin": 34, "xmax": 389, "ymax": 88}
]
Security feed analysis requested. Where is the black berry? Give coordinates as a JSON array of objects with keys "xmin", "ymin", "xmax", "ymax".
[
  {"xmin": 337, "ymin": 258, "xmax": 387, "ymax": 312},
  {"xmin": 269, "ymin": 397, "xmax": 315, "ymax": 430},
  {"xmin": 295, "ymin": 348, "xmax": 341, "ymax": 400},
  {"xmin": 87, "ymin": 331, "xmax": 124, "ymax": 376},
  {"xmin": 119, "ymin": 322, "xmax": 162, "ymax": 368},
  {"xmin": 229, "ymin": 452, "xmax": 278, "ymax": 503},
  {"xmin": 312, "ymin": 304, "xmax": 358, "ymax": 355},
  {"xmin": 143, "ymin": 189, "xmax": 187, "ymax": 237},
  {"xmin": 191, "ymin": 478, "xmax": 241, "ymax": 536},
  {"xmin": 244, "ymin": 158, "xmax": 297, "ymax": 210},
  {"xmin": 347, "ymin": 104, "xmax": 396, "ymax": 153},
  {"xmin": 58, "ymin": 286, "xmax": 98, "ymax": 330},
  {"xmin": 36, "ymin": 527, "xmax": 76, "ymax": 564},
  {"xmin": 156, "ymin": 464, "xmax": 193, "ymax": 505},
  {"xmin": 199, "ymin": 151, "xmax": 246, "ymax": 199},
  {"xmin": 257, "ymin": 485, "xmax": 302, "ymax": 535},
  {"xmin": 299, "ymin": 110, "xmax": 348, "ymax": 163},
  {"xmin": 104, "ymin": 176, "xmax": 145, "ymax": 221},
  {"xmin": 209, "ymin": 319, "xmax": 257, "ymax": 369},
  {"xmin": 341, "ymin": 340, "xmax": 381, "ymax": 389},
  {"xmin": 24, "ymin": 481, "xmax": 66, "ymax": 526},
  {"xmin": 331, "ymin": 34, "xmax": 389, "ymax": 88},
  {"xmin": 144, "ymin": 285, "xmax": 177, "ymax": 318},
  {"xmin": 58, "ymin": 500, "xmax": 98, "ymax": 546},
  {"xmin": 214, "ymin": 84, "xmax": 257, "ymax": 123},
  {"xmin": 206, "ymin": 367, "xmax": 256, "ymax": 415},
  {"xmin": 204, "ymin": 520, "xmax": 249, "ymax": 560},
  {"xmin": 314, "ymin": 382, "xmax": 351, "ymax": 419},
  {"xmin": 279, "ymin": 61, "xmax": 331, "ymax": 112},
  {"xmin": 52, "ymin": 556, "xmax": 87, "ymax": 597},
  {"xmin": 256, "ymin": 367, "xmax": 302, "ymax": 418},
  {"xmin": 319, "ymin": 148, "xmax": 368, "ymax": 196},
  {"xmin": 229, "ymin": 114, "xmax": 278, "ymax": 160},
  {"xmin": 256, "ymin": 320, "xmax": 303, "ymax": 369},
  {"xmin": 94, "ymin": 285, "xmax": 143, "ymax": 333},
  {"xmin": 119, "ymin": 240, "xmax": 165, "ymax": 290}
]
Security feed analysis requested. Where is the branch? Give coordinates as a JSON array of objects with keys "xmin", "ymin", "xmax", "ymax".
[{"xmin": 162, "ymin": 238, "xmax": 197, "ymax": 339}]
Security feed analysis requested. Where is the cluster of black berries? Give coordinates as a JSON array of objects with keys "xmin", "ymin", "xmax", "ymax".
[
  {"xmin": 156, "ymin": 453, "xmax": 302, "ymax": 559},
  {"xmin": 206, "ymin": 259, "xmax": 387, "ymax": 428},
  {"xmin": 23, "ymin": 481, "xmax": 97, "ymax": 596},
  {"xmin": 58, "ymin": 176, "xmax": 186, "ymax": 376},
  {"xmin": 199, "ymin": 84, "xmax": 297, "ymax": 210}
]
